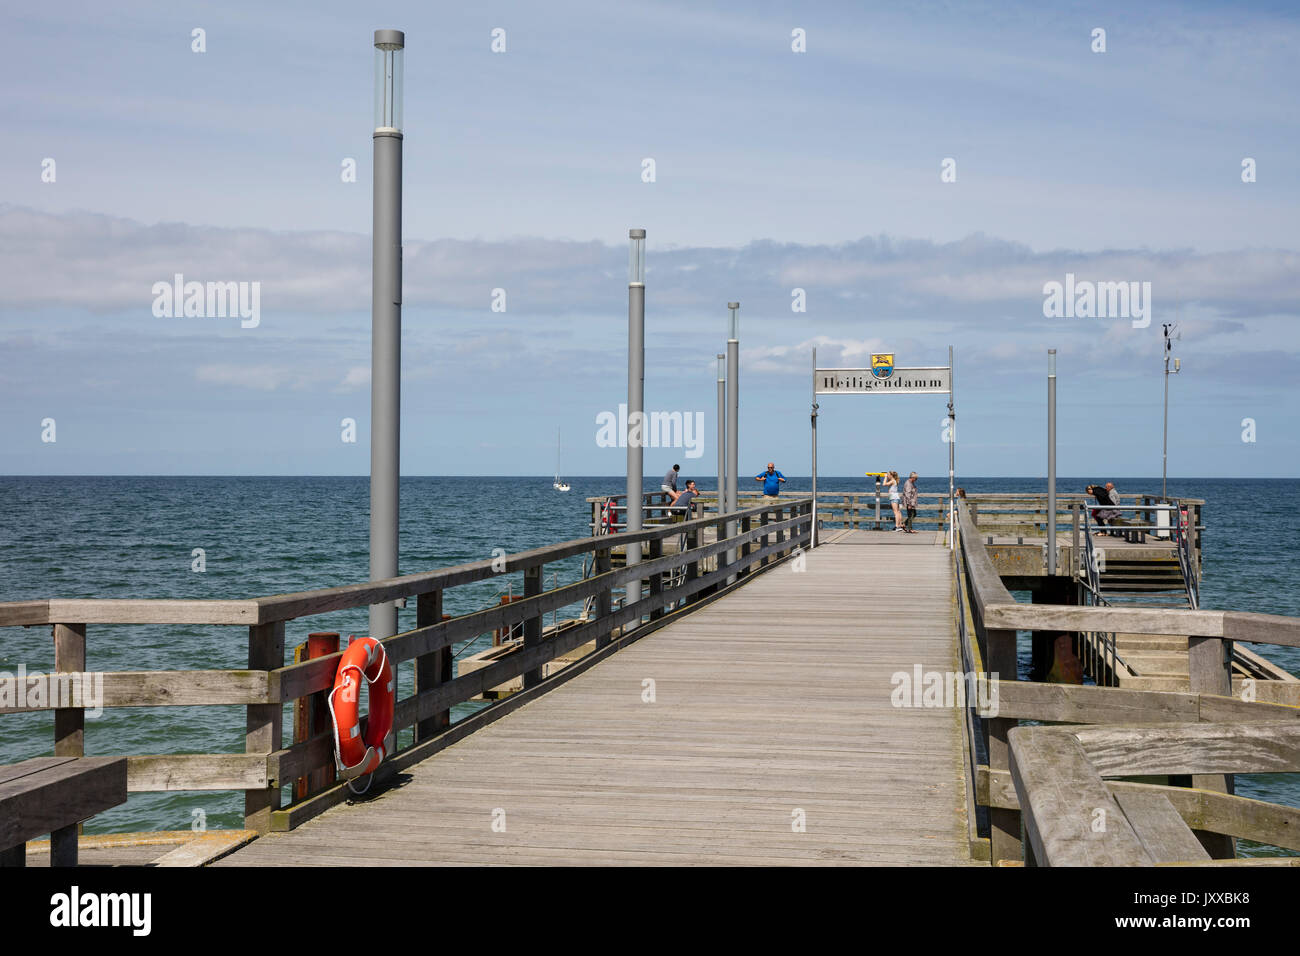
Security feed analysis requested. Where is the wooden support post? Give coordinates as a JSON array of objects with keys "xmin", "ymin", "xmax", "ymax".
[
  {"xmin": 683, "ymin": 530, "xmax": 699, "ymax": 606},
  {"xmin": 1187, "ymin": 633, "xmax": 1236, "ymax": 858},
  {"xmin": 523, "ymin": 566, "xmax": 543, "ymax": 688},
  {"xmin": 986, "ymin": 627, "xmax": 1022, "ymax": 864},
  {"xmin": 760, "ymin": 510, "xmax": 771, "ymax": 568},
  {"xmin": 846, "ymin": 494, "xmax": 855, "ymax": 530},
  {"xmin": 738, "ymin": 516, "xmax": 751, "ymax": 578},
  {"xmin": 648, "ymin": 537, "xmax": 665, "ymax": 619},
  {"xmin": 245, "ymin": 621, "xmax": 284, "ymax": 833},
  {"xmin": 592, "ymin": 548, "xmax": 614, "ymax": 647},
  {"xmin": 294, "ymin": 632, "xmax": 340, "ymax": 798},
  {"xmin": 415, "ymin": 591, "xmax": 448, "ymax": 741},
  {"xmin": 51, "ymin": 623, "xmax": 85, "ymax": 866},
  {"xmin": 775, "ymin": 506, "xmax": 786, "ymax": 556}
]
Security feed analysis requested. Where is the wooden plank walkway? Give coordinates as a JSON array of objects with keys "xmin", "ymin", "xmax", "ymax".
[{"xmin": 220, "ymin": 530, "xmax": 974, "ymax": 866}]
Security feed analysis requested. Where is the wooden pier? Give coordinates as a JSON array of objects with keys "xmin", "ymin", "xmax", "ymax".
[
  {"xmin": 3, "ymin": 491, "xmax": 1300, "ymax": 867},
  {"xmin": 218, "ymin": 529, "xmax": 973, "ymax": 866}
]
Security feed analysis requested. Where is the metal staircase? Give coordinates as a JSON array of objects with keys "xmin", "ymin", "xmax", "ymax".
[{"xmin": 1080, "ymin": 508, "xmax": 1197, "ymax": 610}]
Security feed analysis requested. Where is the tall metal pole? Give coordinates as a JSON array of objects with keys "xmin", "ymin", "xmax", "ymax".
[
  {"xmin": 948, "ymin": 344, "xmax": 955, "ymax": 550},
  {"xmin": 811, "ymin": 348, "xmax": 819, "ymax": 548},
  {"xmin": 369, "ymin": 29, "xmax": 404, "ymax": 640},
  {"xmin": 1162, "ymin": 323, "xmax": 1171, "ymax": 499},
  {"xmin": 1047, "ymin": 349, "xmax": 1057, "ymax": 577},
  {"xmin": 725, "ymin": 303, "xmax": 740, "ymax": 578},
  {"xmin": 626, "ymin": 230, "xmax": 646, "ymax": 603},
  {"xmin": 717, "ymin": 353, "xmax": 726, "ymax": 515}
]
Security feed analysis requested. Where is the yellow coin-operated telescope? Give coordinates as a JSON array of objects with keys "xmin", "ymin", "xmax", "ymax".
[{"xmin": 864, "ymin": 472, "xmax": 888, "ymax": 529}]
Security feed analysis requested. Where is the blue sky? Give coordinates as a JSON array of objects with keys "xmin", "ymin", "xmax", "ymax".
[{"xmin": 2, "ymin": 0, "xmax": 1297, "ymax": 477}]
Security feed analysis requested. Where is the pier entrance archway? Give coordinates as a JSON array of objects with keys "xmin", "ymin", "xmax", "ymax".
[{"xmin": 810, "ymin": 348, "xmax": 956, "ymax": 547}]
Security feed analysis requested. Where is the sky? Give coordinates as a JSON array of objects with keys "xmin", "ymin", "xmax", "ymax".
[{"xmin": 1, "ymin": 0, "xmax": 1297, "ymax": 477}]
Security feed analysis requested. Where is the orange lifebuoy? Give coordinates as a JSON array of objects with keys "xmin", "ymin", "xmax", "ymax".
[{"xmin": 328, "ymin": 636, "xmax": 395, "ymax": 780}]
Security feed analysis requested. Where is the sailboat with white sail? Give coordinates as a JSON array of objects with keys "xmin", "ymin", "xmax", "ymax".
[{"xmin": 553, "ymin": 428, "xmax": 570, "ymax": 492}]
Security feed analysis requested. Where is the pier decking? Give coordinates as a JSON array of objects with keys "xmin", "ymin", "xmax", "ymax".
[{"xmin": 219, "ymin": 530, "xmax": 973, "ymax": 866}]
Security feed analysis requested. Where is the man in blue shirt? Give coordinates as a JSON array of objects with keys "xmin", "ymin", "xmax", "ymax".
[{"xmin": 754, "ymin": 462, "xmax": 786, "ymax": 500}]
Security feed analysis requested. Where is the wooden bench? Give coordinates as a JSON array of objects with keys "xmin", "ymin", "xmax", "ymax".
[{"xmin": 0, "ymin": 756, "xmax": 128, "ymax": 867}]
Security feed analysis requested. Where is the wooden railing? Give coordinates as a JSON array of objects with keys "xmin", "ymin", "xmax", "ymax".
[
  {"xmin": 588, "ymin": 490, "xmax": 955, "ymax": 535},
  {"xmin": 0, "ymin": 498, "xmax": 814, "ymax": 834},
  {"xmin": 953, "ymin": 499, "xmax": 1300, "ymax": 865},
  {"xmin": 965, "ymin": 493, "xmax": 1204, "ymax": 578}
]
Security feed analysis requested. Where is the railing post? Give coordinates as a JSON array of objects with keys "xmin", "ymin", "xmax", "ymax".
[
  {"xmin": 760, "ymin": 509, "xmax": 771, "ymax": 568},
  {"xmin": 523, "ymin": 565, "xmax": 543, "ymax": 688},
  {"xmin": 986, "ymin": 627, "xmax": 1022, "ymax": 864},
  {"xmin": 683, "ymin": 528, "xmax": 699, "ymax": 603},
  {"xmin": 245, "ymin": 620, "xmax": 285, "ymax": 833},
  {"xmin": 648, "ymin": 537, "xmax": 665, "ymax": 619},
  {"xmin": 51, "ymin": 623, "xmax": 86, "ymax": 866},
  {"xmin": 415, "ymin": 590, "xmax": 448, "ymax": 741},
  {"xmin": 1187, "ymin": 631, "xmax": 1236, "ymax": 858},
  {"xmin": 1193, "ymin": 502, "xmax": 1202, "ymax": 577},
  {"xmin": 738, "ymin": 515, "xmax": 752, "ymax": 578},
  {"xmin": 594, "ymin": 548, "xmax": 614, "ymax": 648},
  {"xmin": 1071, "ymin": 502, "xmax": 1080, "ymax": 579},
  {"xmin": 846, "ymin": 494, "xmax": 855, "ymax": 530},
  {"xmin": 294, "ymin": 632, "xmax": 340, "ymax": 799}
]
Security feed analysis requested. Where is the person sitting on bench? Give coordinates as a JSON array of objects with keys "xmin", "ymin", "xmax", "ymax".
[
  {"xmin": 1086, "ymin": 482, "xmax": 1121, "ymax": 536},
  {"xmin": 668, "ymin": 480, "xmax": 700, "ymax": 520}
]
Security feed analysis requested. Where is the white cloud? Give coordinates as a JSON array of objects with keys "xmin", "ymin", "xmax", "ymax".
[
  {"xmin": 338, "ymin": 366, "xmax": 369, "ymax": 391},
  {"xmin": 3, "ymin": 207, "xmax": 1297, "ymax": 325},
  {"xmin": 195, "ymin": 363, "xmax": 321, "ymax": 391}
]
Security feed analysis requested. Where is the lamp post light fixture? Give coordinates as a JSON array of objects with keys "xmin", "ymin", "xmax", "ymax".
[
  {"xmin": 374, "ymin": 31, "xmax": 404, "ymax": 132},
  {"xmin": 369, "ymin": 28, "xmax": 405, "ymax": 641}
]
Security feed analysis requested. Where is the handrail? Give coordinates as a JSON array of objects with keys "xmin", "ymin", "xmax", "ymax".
[
  {"xmin": 0, "ymin": 497, "xmax": 815, "ymax": 834},
  {"xmin": 964, "ymin": 500, "xmax": 1291, "ymax": 650},
  {"xmin": 1175, "ymin": 505, "xmax": 1200, "ymax": 609},
  {"xmin": 956, "ymin": 500, "xmax": 1016, "ymax": 618},
  {"xmin": 0, "ymin": 498, "xmax": 809, "ymax": 628},
  {"xmin": 953, "ymin": 496, "xmax": 1300, "ymax": 865}
]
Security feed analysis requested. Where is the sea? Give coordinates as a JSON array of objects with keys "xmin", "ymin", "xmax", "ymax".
[{"xmin": 1, "ymin": 475, "xmax": 1296, "ymax": 854}]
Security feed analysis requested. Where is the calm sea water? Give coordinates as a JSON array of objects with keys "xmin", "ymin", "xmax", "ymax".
[{"xmin": 1, "ymin": 476, "xmax": 1296, "ymax": 852}]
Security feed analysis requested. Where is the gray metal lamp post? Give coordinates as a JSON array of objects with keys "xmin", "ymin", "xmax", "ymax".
[
  {"xmin": 1047, "ymin": 349, "xmax": 1057, "ymax": 576},
  {"xmin": 725, "ymin": 303, "xmax": 739, "ymax": 577},
  {"xmin": 369, "ymin": 29, "xmax": 404, "ymax": 640},
  {"xmin": 626, "ymin": 230, "xmax": 646, "ymax": 603},
  {"xmin": 716, "ymin": 353, "xmax": 726, "ymax": 515},
  {"xmin": 811, "ymin": 347, "xmax": 818, "ymax": 549}
]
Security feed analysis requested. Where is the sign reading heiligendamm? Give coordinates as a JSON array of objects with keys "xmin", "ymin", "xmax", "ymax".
[{"xmin": 815, "ymin": 366, "xmax": 951, "ymax": 394}]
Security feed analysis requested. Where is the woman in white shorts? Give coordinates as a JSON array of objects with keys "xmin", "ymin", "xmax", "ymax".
[{"xmin": 884, "ymin": 471, "xmax": 904, "ymax": 531}]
